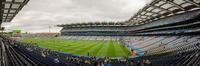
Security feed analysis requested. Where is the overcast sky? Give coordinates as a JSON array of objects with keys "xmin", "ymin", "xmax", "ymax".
[{"xmin": 2, "ymin": 0, "xmax": 152, "ymax": 33}]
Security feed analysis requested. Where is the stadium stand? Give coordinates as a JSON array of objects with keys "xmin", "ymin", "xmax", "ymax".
[
  {"xmin": 0, "ymin": 0, "xmax": 200, "ymax": 66},
  {"xmin": 59, "ymin": 36, "xmax": 119, "ymax": 40},
  {"xmin": 56, "ymin": 0, "xmax": 200, "ymax": 66},
  {"xmin": 1, "ymin": 35, "xmax": 200, "ymax": 66}
]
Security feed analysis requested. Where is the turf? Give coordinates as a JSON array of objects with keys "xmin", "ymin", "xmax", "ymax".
[{"xmin": 17, "ymin": 38, "xmax": 131, "ymax": 57}]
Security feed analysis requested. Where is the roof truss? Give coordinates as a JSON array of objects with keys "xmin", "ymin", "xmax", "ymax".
[
  {"xmin": 0, "ymin": 0, "xmax": 29, "ymax": 23},
  {"xmin": 128, "ymin": 0, "xmax": 200, "ymax": 26}
]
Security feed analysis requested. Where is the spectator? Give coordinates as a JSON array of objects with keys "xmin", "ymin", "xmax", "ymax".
[{"xmin": 54, "ymin": 58, "xmax": 60, "ymax": 63}]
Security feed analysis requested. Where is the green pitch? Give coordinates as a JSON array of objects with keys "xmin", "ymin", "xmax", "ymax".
[{"xmin": 17, "ymin": 38, "xmax": 131, "ymax": 57}]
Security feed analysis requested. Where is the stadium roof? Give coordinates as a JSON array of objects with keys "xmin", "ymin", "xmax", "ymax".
[
  {"xmin": 0, "ymin": 0, "xmax": 29, "ymax": 25},
  {"xmin": 57, "ymin": 22, "xmax": 126, "ymax": 28},
  {"xmin": 127, "ymin": 0, "xmax": 200, "ymax": 26}
]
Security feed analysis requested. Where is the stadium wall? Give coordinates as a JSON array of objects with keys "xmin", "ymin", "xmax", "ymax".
[{"xmin": 59, "ymin": 10, "xmax": 200, "ymax": 36}]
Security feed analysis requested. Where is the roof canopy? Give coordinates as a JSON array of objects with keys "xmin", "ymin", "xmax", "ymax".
[
  {"xmin": 0, "ymin": 0, "xmax": 29, "ymax": 24},
  {"xmin": 128, "ymin": 0, "xmax": 200, "ymax": 26},
  {"xmin": 57, "ymin": 22, "xmax": 126, "ymax": 28}
]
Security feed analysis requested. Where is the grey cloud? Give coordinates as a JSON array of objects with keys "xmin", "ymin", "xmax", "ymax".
[{"xmin": 2, "ymin": 0, "xmax": 152, "ymax": 33}]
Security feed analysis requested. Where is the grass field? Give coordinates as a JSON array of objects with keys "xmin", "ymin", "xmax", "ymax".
[{"xmin": 17, "ymin": 38, "xmax": 132, "ymax": 57}]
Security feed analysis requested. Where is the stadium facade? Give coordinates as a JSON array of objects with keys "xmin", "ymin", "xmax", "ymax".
[{"xmin": 58, "ymin": 0, "xmax": 200, "ymax": 36}]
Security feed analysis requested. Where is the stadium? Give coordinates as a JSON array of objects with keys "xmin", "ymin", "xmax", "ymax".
[{"xmin": 0, "ymin": 0, "xmax": 200, "ymax": 66}]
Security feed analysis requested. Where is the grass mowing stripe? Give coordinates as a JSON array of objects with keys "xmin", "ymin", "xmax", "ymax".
[
  {"xmin": 22, "ymin": 38, "xmax": 83, "ymax": 52},
  {"xmin": 117, "ymin": 41, "xmax": 131, "ymax": 57},
  {"xmin": 119, "ymin": 42, "xmax": 131, "ymax": 56},
  {"xmin": 17, "ymin": 38, "xmax": 131, "ymax": 57},
  {"xmin": 106, "ymin": 40, "xmax": 115, "ymax": 57},
  {"xmin": 113, "ymin": 41, "xmax": 123, "ymax": 57},
  {"xmin": 69, "ymin": 43, "xmax": 96, "ymax": 54},
  {"xmin": 96, "ymin": 41, "xmax": 110, "ymax": 57},
  {"xmin": 115, "ymin": 41, "xmax": 126, "ymax": 56},
  {"xmin": 74, "ymin": 43, "xmax": 97, "ymax": 55},
  {"xmin": 64, "ymin": 42, "xmax": 91, "ymax": 51},
  {"xmin": 66, "ymin": 41, "xmax": 100, "ymax": 54},
  {"xmin": 79, "ymin": 41, "xmax": 102, "ymax": 56},
  {"xmin": 87, "ymin": 42, "xmax": 104, "ymax": 56},
  {"xmin": 55, "ymin": 41, "xmax": 88, "ymax": 52}
]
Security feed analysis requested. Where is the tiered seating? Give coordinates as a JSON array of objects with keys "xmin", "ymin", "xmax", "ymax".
[
  {"xmin": 1, "ymin": 35, "xmax": 199, "ymax": 66},
  {"xmin": 141, "ymin": 47, "xmax": 200, "ymax": 66},
  {"xmin": 59, "ymin": 36, "xmax": 118, "ymax": 40},
  {"xmin": 1, "ymin": 36, "xmax": 132, "ymax": 66},
  {"xmin": 0, "ymin": 37, "xmax": 43, "ymax": 66},
  {"xmin": 121, "ymin": 36, "xmax": 200, "ymax": 66}
]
